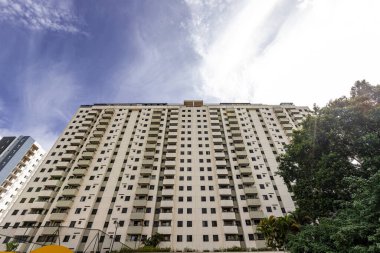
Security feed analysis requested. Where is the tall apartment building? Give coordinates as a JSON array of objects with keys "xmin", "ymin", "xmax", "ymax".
[
  {"xmin": 0, "ymin": 136, "xmax": 45, "ymax": 223},
  {"xmin": 0, "ymin": 101, "xmax": 310, "ymax": 252}
]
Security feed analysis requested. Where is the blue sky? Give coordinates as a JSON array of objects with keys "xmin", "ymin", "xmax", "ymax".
[{"xmin": 1, "ymin": 0, "xmax": 380, "ymax": 149}]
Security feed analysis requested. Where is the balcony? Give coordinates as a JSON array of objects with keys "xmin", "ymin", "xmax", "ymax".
[
  {"xmin": 75, "ymin": 132, "xmax": 86, "ymax": 139},
  {"xmin": 82, "ymin": 152, "xmax": 94, "ymax": 159},
  {"xmin": 133, "ymin": 199, "xmax": 147, "ymax": 207},
  {"xmin": 215, "ymin": 160, "xmax": 227, "ymax": 167},
  {"xmin": 164, "ymin": 160, "xmax": 176, "ymax": 167},
  {"xmin": 231, "ymin": 130, "xmax": 241, "ymax": 137},
  {"xmin": 157, "ymin": 226, "xmax": 172, "ymax": 235},
  {"xmin": 45, "ymin": 179, "xmax": 61, "ymax": 187},
  {"xmin": 235, "ymin": 143, "xmax": 245, "ymax": 150},
  {"xmin": 88, "ymin": 110, "xmax": 99, "ymax": 116},
  {"xmin": 223, "ymin": 225, "xmax": 239, "ymax": 234},
  {"xmin": 214, "ymin": 145, "xmax": 224, "ymax": 151},
  {"xmin": 279, "ymin": 118, "xmax": 290, "ymax": 124},
  {"xmin": 66, "ymin": 146, "xmax": 79, "ymax": 153},
  {"xmin": 68, "ymin": 178, "xmax": 82, "ymax": 186},
  {"xmin": 213, "ymin": 138, "xmax": 223, "ymax": 144},
  {"xmin": 31, "ymin": 201, "xmax": 50, "ymax": 209},
  {"xmin": 56, "ymin": 200, "xmax": 73, "ymax": 208},
  {"xmin": 221, "ymin": 212, "xmax": 236, "ymax": 220},
  {"xmin": 78, "ymin": 159, "xmax": 91, "ymax": 168},
  {"xmin": 146, "ymin": 144, "xmax": 156, "ymax": 150},
  {"xmin": 82, "ymin": 118, "xmax": 93, "ymax": 126},
  {"xmin": 130, "ymin": 212, "xmax": 145, "ymax": 220},
  {"xmin": 160, "ymin": 200, "xmax": 173, "ymax": 207},
  {"xmin": 135, "ymin": 188, "xmax": 149, "ymax": 195},
  {"xmin": 89, "ymin": 137, "xmax": 101, "ymax": 144},
  {"xmin": 249, "ymin": 211, "xmax": 265, "ymax": 218},
  {"xmin": 70, "ymin": 139, "xmax": 82, "ymax": 146},
  {"xmin": 137, "ymin": 178, "xmax": 150, "ymax": 185},
  {"xmin": 159, "ymin": 212, "xmax": 173, "ymax": 220},
  {"xmin": 163, "ymin": 169, "xmax": 175, "ymax": 176},
  {"xmin": 246, "ymin": 199, "xmax": 261, "ymax": 206},
  {"xmin": 161, "ymin": 189, "xmax": 174, "ymax": 196},
  {"xmin": 240, "ymin": 167, "xmax": 252, "ymax": 175},
  {"xmin": 62, "ymin": 188, "xmax": 78, "ymax": 196},
  {"xmin": 50, "ymin": 212, "xmax": 68, "ymax": 221},
  {"xmin": 61, "ymin": 153, "xmax": 75, "ymax": 161},
  {"xmin": 242, "ymin": 177, "xmax": 255, "ymax": 184},
  {"xmin": 85, "ymin": 144, "xmax": 98, "ymax": 151},
  {"xmin": 216, "ymin": 169, "xmax": 229, "ymax": 176},
  {"xmin": 78, "ymin": 125, "xmax": 90, "ymax": 133},
  {"xmin": 217, "ymin": 178, "xmax": 230, "ymax": 185},
  {"xmin": 244, "ymin": 187, "xmax": 258, "ymax": 194},
  {"xmin": 233, "ymin": 137, "xmax": 243, "ymax": 143},
  {"xmin": 162, "ymin": 179, "xmax": 175, "ymax": 185},
  {"xmin": 51, "ymin": 170, "xmax": 65, "ymax": 178},
  {"xmin": 214, "ymin": 152, "xmax": 225, "ymax": 159},
  {"xmin": 140, "ymin": 169, "xmax": 152, "ymax": 175},
  {"xmin": 42, "ymin": 226, "xmax": 59, "ymax": 235},
  {"xmin": 166, "ymin": 145, "xmax": 176, "ymax": 151},
  {"xmin": 282, "ymin": 124, "xmax": 293, "ymax": 130},
  {"xmin": 93, "ymin": 130, "xmax": 104, "ymax": 137},
  {"xmin": 142, "ymin": 159, "xmax": 154, "ymax": 166},
  {"xmin": 220, "ymin": 200, "xmax": 234, "ymax": 207},
  {"xmin": 96, "ymin": 125, "xmax": 107, "ymax": 131},
  {"xmin": 238, "ymin": 158, "xmax": 249, "ymax": 166},
  {"xmin": 56, "ymin": 161, "xmax": 70, "ymax": 169},
  {"xmin": 39, "ymin": 190, "xmax": 55, "ymax": 198},
  {"xmin": 144, "ymin": 152, "xmax": 155, "ymax": 158},
  {"xmin": 219, "ymin": 188, "xmax": 232, "ymax": 195},
  {"xmin": 73, "ymin": 168, "xmax": 87, "ymax": 176},
  {"xmin": 99, "ymin": 119, "xmax": 110, "ymax": 125},
  {"xmin": 24, "ymin": 213, "xmax": 44, "ymax": 222},
  {"xmin": 127, "ymin": 226, "xmax": 143, "ymax": 234}
]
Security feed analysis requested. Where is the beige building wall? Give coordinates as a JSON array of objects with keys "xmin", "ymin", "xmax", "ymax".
[{"xmin": 0, "ymin": 101, "xmax": 310, "ymax": 252}]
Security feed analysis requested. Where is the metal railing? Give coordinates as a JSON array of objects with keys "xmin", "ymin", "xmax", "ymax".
[{"xmin": 0, "ymin": 225, "xmax": 131, "ymax": 253}]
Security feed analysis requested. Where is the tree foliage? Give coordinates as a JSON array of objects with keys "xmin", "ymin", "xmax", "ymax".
[
  {"xmin": 257, "ymin": 213, "xmax": 304, "ymax": 249},
  {"xmin": 286, "ymin": 171, "xmax": 380, "ymax": 252},
  {"xmin": 278, "ymin": 80, "xmax": 380, "ymax": 219},
  {"xmin": 274, "ymin": 80, "xmax": 380, "ymax": 252},
  {"xmin": 143, "ymin": 233, "xmax": 164, "ymax": 248}
]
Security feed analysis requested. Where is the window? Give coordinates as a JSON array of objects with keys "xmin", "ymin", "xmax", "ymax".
[
  {"xmin": 187, "ymin": 235, "xmax": 192, "ymax": 242},
  {"xmin": 202, "ymin": 221, "xmax": 208, "ymax": 227},
  {"xmin": 213, "ymin": 235, "xmax": 219, "ymax": 242},
  {"xmin": 203, "ymin": 235, "xmax": 209, "ymax": 242},
  {"xmin": 63, "ymin": 235, "xmax": 70, "ymax": 242},
  {"xmin": 177, "ymin": 235, "xmax": 182, "ymax": 242},
  {"xmin": 187, "ymin": 221, "xmax": 192, "ymax": 227}
]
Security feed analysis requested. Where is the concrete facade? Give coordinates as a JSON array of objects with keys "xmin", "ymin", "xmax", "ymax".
[
  {"xmin": 0, "ymin": 101, "xmax": 310, "ymax": 252},
  {"xmin": 0, "ymin": 136, "xmax": 45, "ymax": 223}
]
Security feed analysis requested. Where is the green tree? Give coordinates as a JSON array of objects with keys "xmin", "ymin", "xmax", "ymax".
[
  {"xmin": 143, "ymin": 233, "xmax": 164, "ymax": 248},
  {"xmin": 258, "ymin": 214, "xmax": 300, "ymax": 249},
  {"xmin": 278, "ymin": 80, "xmax": 380, "ymax": 219},
  {"xmin": 286, "ymin": 171, "xmax": 380, "ymax": 252},
  {"xmin": 5, "ymin": 241, "xmax": 18, "ymax": 252}
]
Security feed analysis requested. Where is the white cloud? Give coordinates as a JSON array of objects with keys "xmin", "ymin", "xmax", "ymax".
[
  {"xmin": 0, "ymin": 0, "xmax": 83, "ymax": 33},
  {"xmin": 186, "ymin": 0, "xmax": 380, "ymax": 107}
]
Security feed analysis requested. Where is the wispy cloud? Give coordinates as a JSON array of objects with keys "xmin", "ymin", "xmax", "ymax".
[
  {"xmin": 186, "ymin": 0, "xmax": 380, "ymax": 106},
  {"xmin": 0, "ymin": 0, "xmax": 83, "ymax": 33},
  {"xmin": 0, "ymin": 63, "xmax": 80, "ymax": 149}
]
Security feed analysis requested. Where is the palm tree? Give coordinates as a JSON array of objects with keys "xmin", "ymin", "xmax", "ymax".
[{"xmin": 258, "ymin": 215, "xmax": 277, "ymax": 249}]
